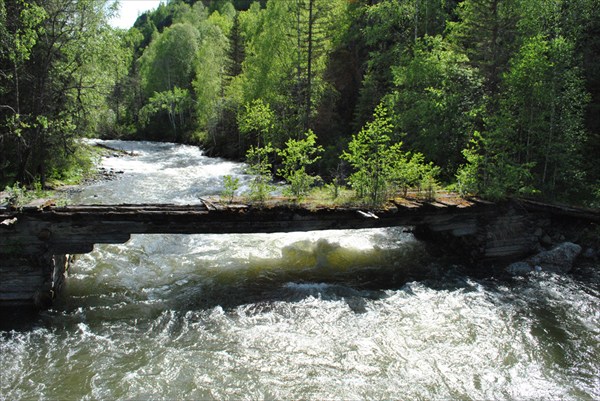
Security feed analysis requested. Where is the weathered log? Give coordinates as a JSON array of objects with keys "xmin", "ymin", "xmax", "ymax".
[{"xmin": 517, "ymin": 199, "xmax": 600, "ymax": 223}]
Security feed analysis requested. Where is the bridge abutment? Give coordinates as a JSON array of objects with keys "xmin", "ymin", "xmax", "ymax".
[
  {"xmin": 414, "ymin": 204, "xmax": 539, "ymax": 263},
  {"xmin": 0, "ymin": 253, "xmax": 71, "ymax": 309}
]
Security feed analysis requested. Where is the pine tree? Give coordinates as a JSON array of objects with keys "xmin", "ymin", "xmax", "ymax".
[{"xmin": 449, "ymin": 0, "xmax": 519, "ymax": 102}]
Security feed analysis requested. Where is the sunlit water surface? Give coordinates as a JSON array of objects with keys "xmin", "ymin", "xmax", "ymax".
[{"xmin": 1, "ymin": 140, "xmax": 598, "ymax": 400}]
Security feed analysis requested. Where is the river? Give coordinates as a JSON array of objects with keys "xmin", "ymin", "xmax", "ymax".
[{"xmin": 1, "ymin": 140, "xmax": 599, "ymax": 400}]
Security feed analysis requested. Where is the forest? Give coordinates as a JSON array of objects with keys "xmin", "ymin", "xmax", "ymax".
[{"xmin": 1, "ymin": 0, "xmax": 599, "ymax": 206}]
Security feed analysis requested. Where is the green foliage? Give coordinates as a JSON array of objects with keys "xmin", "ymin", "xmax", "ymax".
[
  {"xmin": 222, "ymin": 175, "xmax": 240, "ymax": 203},
  {"xmin": 47, "ymin": 141, "xmax": 98, "ymax": 186},
  {"xmin": 193, "ymin": 11, "xmax": 233, "ymax": 147},
  {"xmin": 449, "ymin": 0, "xmax": 520, "ymax": 96},
  {"xmin": 324, "ymin": 162, "xmax": 346, "ymax": 201},
  {"xmin": 443, "ymin": 0, "xmax": 593, "ymax": 202},
  {"xmin": 237, "ymin": 0, "xmax": 345, "ymax": 136},
  {"xmin": 455, "ymin": 142, "xmax": 482, "ymax": 197},
  {"xmin": 353, "ymin": 0, "xmax": 416, "ymax": 129},
  {"xmin": 450, "ymin": 32, "xmax": 590, "ymax": 201},
  {"xmin": 277, "ymin": 130, "xmax": 323, "ymax": 200},
  {"xmin": 387, "ymin": 35, "xmax": 484, "ymax": 177},
  {"xmin": 3, "ymin": 0, "xmax": 46, "ymax": 66},
  {"xmin": 342, "ymin": 104, "xmax": 439, "ymax": 205},
  {"xmin": 102, "ymin": 28, "xmax": 142, "ymax": 138},
  {"xmin": 139, "ymin": 87, "xmax": 193, "ymax": 141},
  {"xmin": 456, "ymin": 131, "xmax": 536, "ymax": 200},
  {"xmin": 3, "ymin": 181, "xmax": 60, "ymax": 209},
  {"xmin": 237, "ymin": 0, "xmax": 297, "ymax": 115},
  {"xmin": 324, "ymin": 182, "xmax": 340, "ymax": 200},
  {"xmin": 237, "ymin": 99, "xmax": 275, "ymax": 146},
  {"xmin": 1, "ymin": 0, "xmax": 127, "ymax": 186},
  {"xmin": 4, "ymin": 182, "xmax": 29, "ymax": 208},
  {"xmin": 394, "ymin": 152, "xmax": 440, "ymax": 199},
  {"xmin": 171, "ymin": 2, "xmax": 208, "ymax": 27},
  {"xmin": 495, "ymin": 34, "xmax": 589, "ymax": 197},
  {"xmin": 2, "ymin": 0, "xmax": 597, "ymax": 207},
  {"xmin": 194, "ymin": 26, "xmax": 227, "ymax": 119},
  {"xmin": 208, "ymin": 9, "xmax": 234, "ymax": 35},
  {"xmin": 591, "ymin": 184, "xmax": 600, "ymax": 209},
  {"xmin": 342, "ymin": 104, "xmax": 397, "ymax": 204},
  {"xmin": 244, "ymin": 143, "xmax": 275, "ymax": 202},
  {"xmin": 139, "ymin": 23, "xmax": 200, "ymax": 97}
]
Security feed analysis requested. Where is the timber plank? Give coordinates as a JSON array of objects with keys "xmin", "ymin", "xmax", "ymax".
[
  {"xmin": 1, "ymin": 198, "xmax": 596, "ymax": 260},
  {"xmin": 1, "ymin": 197, "xmax": 597, "ymax": 308}
]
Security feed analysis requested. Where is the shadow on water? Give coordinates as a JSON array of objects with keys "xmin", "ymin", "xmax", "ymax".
[
  {"xmin": 0, "ymin": 305, "xmax": 45, "ymax": 332},
  {"xmin": 0, "ymin": 235, "xmax": 438, "ymax": 331},
  {"xmin": 94, "ymin": 238, "xmax": 450, "ymax": 313}
]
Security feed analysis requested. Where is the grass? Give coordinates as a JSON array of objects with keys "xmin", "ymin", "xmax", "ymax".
[{"xmin": 217, "ymin": 183, "xmax": 470, "ymax": 211}]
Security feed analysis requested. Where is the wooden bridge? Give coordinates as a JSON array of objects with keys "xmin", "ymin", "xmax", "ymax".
[{"xmin": 1, "ymin": 196, "xmax": 597, "ymax": 308}]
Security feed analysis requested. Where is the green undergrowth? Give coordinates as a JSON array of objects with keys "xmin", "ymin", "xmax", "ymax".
[
  {"xmin": 219, "ymin": 184, "xmax": 457, "ymax": 211},
  {"xmin": 1, "ymin": 182, "xmax": 60, "ymax": 208},
  {"xmin": 1, "ymin": 143, "xmax": 109, "ymax": 208}
]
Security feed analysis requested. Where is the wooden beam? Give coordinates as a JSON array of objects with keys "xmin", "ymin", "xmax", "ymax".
[{"xmin": 1, "ymin": 201, "xmax": 497, "ymax": 256}]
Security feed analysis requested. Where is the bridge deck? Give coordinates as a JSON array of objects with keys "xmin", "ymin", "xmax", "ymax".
[
  {"xmin": 1, "ymin": 197, "xmax": 597, "ymax": 307},
  {"xmin": 1, "ymin": 196, "xmax": 489, "ymax": 255}
]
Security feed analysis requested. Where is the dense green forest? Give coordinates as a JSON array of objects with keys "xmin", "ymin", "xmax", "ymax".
[{"xmin": 1, "ymin": 0, "xmax": 599, "ymax": 205}]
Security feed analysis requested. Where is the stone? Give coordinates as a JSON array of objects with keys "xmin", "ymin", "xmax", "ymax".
[
  {"xmin": 541, "ymin": 234, "xmax": 553, "ymax": 246},
  {"xmin": 583, "ymin": 247, "xmax": 596, "ymax": 259},
  {"xmin": 506, "ymin": 242, "xmax": 583, "ymax": 276},
  {"xmin": 527, "ymin": 242, "xmax": 582, "ymax": 273},
  {"xmin": 538, "ymin": 218, "xmax": 551, "ymax": 227},
  {"xmin": 534, "ymin": 228, "xmax": 543, "ymax": 237},
  {"xmin": 506, "ymin": 261, "xmax": 533, "ymax": 275}
]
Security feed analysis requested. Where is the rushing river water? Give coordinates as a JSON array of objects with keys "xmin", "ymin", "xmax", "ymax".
[{"xmin": 1, "ymin": 140, "xmax": 599, "ymax": 400}]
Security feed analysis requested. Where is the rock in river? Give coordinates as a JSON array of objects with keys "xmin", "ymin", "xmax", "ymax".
[{"xmin": 506, "ymin": 242, "xmax": 582, "ymax": 275}]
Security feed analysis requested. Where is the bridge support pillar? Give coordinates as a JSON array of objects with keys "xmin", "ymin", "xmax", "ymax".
[
  {"xmin": 0, "ymin": 253, "xmax": 71, "ymax": 309},
  {"xmin": 414, "ymin": 205, "xmax": 538, "ymax": 265}
]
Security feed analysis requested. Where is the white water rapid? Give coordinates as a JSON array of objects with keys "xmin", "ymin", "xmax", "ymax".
[{"xmin": 1, "ymin": 140, "xmax": 598, "ymax": 400}]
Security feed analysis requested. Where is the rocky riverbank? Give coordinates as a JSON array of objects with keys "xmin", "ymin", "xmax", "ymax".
[
  {"xmin": 505, "ymin": 221, "xmax": 599, "ymax": 276},
  {"xmin": 415, "ymin": 199, "xmax": 599, "ymax": 276},
  {"xmin": 507, "ymin": 242, "xmax": 583, "ymax": 275}
]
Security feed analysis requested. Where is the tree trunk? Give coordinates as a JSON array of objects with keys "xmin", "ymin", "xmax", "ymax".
[{"xmin": 305, "ymin": 0, "xmax": 314, "ymax": 132}]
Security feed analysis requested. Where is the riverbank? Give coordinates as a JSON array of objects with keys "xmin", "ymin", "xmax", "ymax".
[{"xmin": 0, "ymin": 141, "xmax": 133, "ymax": 208}]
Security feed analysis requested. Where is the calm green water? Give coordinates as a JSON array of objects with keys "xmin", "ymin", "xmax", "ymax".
[{"xmin": 1, "ymin": 141, "xmax": 598, "ymax": 400}]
